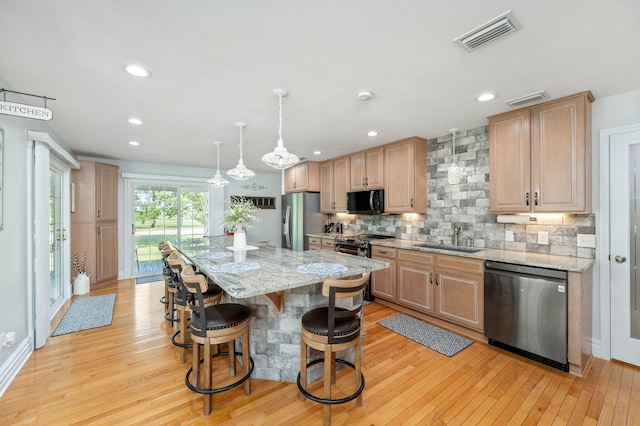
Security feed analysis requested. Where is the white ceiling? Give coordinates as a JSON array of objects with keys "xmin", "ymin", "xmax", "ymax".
[{"xmin": 1, "ymin": 1, "xmax": 639, "ymax": 174}]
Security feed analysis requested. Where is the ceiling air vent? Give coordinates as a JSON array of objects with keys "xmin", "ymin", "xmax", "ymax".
[
  {"xmin": 505, "ymin": 91, "xmax": 549, "ymax": 108},
  {"xmin": 454, "ymin": 10, "xmax": 519, "ymax": 51}
]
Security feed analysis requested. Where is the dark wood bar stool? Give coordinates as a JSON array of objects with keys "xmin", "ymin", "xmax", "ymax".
[
  {"xmin": 167, "ymin": 254, "xmax": 223, "ymax": 363},
  {"xmin": 181, "ymin": 265, "xmax": 253, "ymax": 415},
  {"xmin": 297, "ymin": 271, "xmax": 370, "ymax": 426}
]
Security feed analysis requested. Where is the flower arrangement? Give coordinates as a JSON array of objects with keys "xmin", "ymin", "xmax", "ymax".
[
  {"xmin": 220, "ymin": 198, "xmax": 261, "ymax": 233},
  {"xmin": 72, "ymin": 251, "xmax": 88, "ymax": 277}
]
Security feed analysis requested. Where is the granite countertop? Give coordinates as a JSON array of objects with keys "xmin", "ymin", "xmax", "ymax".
[
  {"xmin": 172, "ymin": 236, "xmax": 389, "ymax": 298},
  {"xmin": 307, "ymin": 232, "xmax": 355, "ymax": 238},
  {"xmin": 369, "ymin": 238, "xmax": 594, "ymax": 272}
]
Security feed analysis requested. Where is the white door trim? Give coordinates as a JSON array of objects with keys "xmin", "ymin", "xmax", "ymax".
[{"xmin": 599, "ymin": 122, "xmax": 640, "ymax": 361}]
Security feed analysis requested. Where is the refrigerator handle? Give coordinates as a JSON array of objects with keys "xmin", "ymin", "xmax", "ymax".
[{"xmin": 284, "ymin": 205, "xmax": 291, "ymax": 249}]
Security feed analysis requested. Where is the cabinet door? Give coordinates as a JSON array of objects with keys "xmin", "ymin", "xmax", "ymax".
[
  {"xmin": 436, "ymin": 270, "xmax": 483, "ymax": 331},
  {"xmin": 350, "ymin": 151, "xmax": 366, "ymax": 191},
  {"xmin": 321, "ymin": 238, "xmax": 335, "ymax": 251},
  {"xmin": 319, "ymin": 160, "xmax": 334, "ymax": 213},
  {"xmin": 489, "ymin": 109, "xmax": 532, "ymax": 212},
  {"xmin": 398, "ymin": 261, "xmax": 435, "ymax": 314},
  {"xmin": 71, "ymin": 160, "xmax": 96, "ymax": 224},
  {"xmin": 333, "ymin": 156, "xmax": 350, "ymax": 212},
  {"xmin": 307, "ymin": 236, "xmax": 322, "ymax": 250},
  {"xmin": 365, "ymin": 147, "xmax": 384, "ymax": 189},
  {"xmin": 96, "ymin": 221, "xmax": 118, "ymax": 282},
  {"xmin": 384, "ymin": 138, "xmax": 427, "ymax": 213},
  {"xmin": 284, "ymin": 165, "xmax": 298, "ymax": 193},
  {"xmin": 96, "ymin": 162, "xmax": 119, "ymax": 221},
  {"xmin": 531, "ymin": 93, "xmax": 591, "ymax": 212},
  {"xmin": 371, "ymin": 246, "xmax": 397, "ymax": 301}
]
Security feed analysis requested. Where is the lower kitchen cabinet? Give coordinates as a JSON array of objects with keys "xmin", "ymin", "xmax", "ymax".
[
  {"xmin": 373, "ymin": 248, "xmax": 484, "ymax": 332},
  {"xmin": 307, "ymin": 236, "xmax": 335, "ymax": 251}
]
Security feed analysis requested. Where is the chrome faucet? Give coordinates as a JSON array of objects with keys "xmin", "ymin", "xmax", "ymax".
[{"xmin": 453, "ymin": 224, "xmax": 463, "ymax": 246}]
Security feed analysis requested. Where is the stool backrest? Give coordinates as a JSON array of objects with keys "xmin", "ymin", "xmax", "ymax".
[
  {"xmin": 323, "ymin": 271, "xmax": 371, "ymax": 344},
  {"xmin": 181, "ymin": 265, "xmax": 210, "ymax": 337},
  {"xmin": 167, "ymin": 253, "xmax": 190, "ymax": 303}
]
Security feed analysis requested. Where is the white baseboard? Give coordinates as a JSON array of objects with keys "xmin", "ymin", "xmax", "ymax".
[
  {"xmin": 0, "ymin": 337, "xmax": 33, "ymax": 397},
  {"xmin": 591, "ymin": 337, "xmax": 608, "ymax": 360}
]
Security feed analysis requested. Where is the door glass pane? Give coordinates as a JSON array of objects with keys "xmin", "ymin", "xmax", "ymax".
[
  {"xmin": 49, "ymin": 169, "xmax": 63, "ymax": 305},
  {"xmin": 133, "ymin": 184, "xmax": 209, "ymax": 274},
  {"xmin": 631, "ymin": 145, "xmax": 640, "ymax": 339}
]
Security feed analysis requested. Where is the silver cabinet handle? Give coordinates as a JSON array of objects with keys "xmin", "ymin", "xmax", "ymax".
[{"xmin": 615, "ymin": 255, "xmax": 627, "ymax": 263}]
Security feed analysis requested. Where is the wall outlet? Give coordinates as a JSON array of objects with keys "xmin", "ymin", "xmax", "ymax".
[
  {"xmin": 505, "ymin": 230, "xmax": 514, "ymax": 242},
  {"xmin": 0, "ymin": 333, "xmax": 4, "ymax": 351},
  {"xmin": 406, "ymin": 225, "xmax": 412, "ymax": 233},
  {"xmin": 538, "ymin": 231, "xmax": 549, "ymax": 245},
  {"xmin": 5, "ymin": 331, "xmax": 15, "ymax": 346},
  {"xmin": 577, "ymin": 234, "xmax": 596, "ymax": 248}
]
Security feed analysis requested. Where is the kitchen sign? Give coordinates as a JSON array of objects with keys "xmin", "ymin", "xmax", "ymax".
[{"xmin": 0, "ymin": 100, "xmax": 52, "ymax": 121}]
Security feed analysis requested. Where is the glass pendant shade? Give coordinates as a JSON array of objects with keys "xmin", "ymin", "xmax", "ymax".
[
  {"xmin": 447, "ymin": 128, "xmax": 463, "ymax": 184},
  {"xmin": 228, "ymin": 122, "xmax": 255, "ymax": 181},
  {"xmin": 207, "ymin": 141, "xmax": 230, "ymax": 187},
  {"xmin": 262, "ymin": 89, "xmax": 300, "ymax": 170}
]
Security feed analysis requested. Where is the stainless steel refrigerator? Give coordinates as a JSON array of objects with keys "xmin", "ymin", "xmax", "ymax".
[{"xmin": 282, "ymin": 192, "xmax": 325, "ymax": 251}]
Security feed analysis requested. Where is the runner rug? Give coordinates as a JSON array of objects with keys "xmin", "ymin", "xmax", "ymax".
[
  {"xmin": 51, "ymin": 294, "xmax": 116, "ymax": 336},
  {"xmin": 378, "ymin": 313, "xmax": 473, "ymax": 357}
]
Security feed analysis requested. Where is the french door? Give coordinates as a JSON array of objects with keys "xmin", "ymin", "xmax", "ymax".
[
  {"xmin": 49, "ymin": 166, "xmax": 64, "ymax": 308},
  {"xmin": 610, "ymin": 128, "xmax": 640, "ymax": 366},
  {"xmin": 129, "ymin": 182, "xmax": 209, "ymax": 277}
]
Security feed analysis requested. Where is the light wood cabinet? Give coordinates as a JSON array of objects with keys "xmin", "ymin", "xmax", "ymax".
[
  {"xmin": 350, "ymin": 147, "xmax": 384, "ymax": 191},
  {"xmin": 319, "ymin": 156, "xmax": 349, "ymax": 213},
  {"xmin": 71, "ymin": 161, "xmax": 119, "ymax": 284},
  {"xmin": 321, "ymin": 238, "xmax": 335, "ymax": 251},
  {"xmin": 371, "ymin": 246, "xmax": 397, "ymax": 300},
  {"xmin": 284, "ymin": 161, "xmax": 320, "ymax": 193},
  {"xmin": 489, "ymin": 91, "xmax": 594, "ymax": 213},
  {"xmin": 373, "ymin": 248, "xmax": 483, "ymax": 332},
  {"xmin": 307, "ymin": 236, "xmax": 322, "ymax": 250},
  {"xmin": 383, "ymin": 137, "xmax": 427, "ymax": 213}
]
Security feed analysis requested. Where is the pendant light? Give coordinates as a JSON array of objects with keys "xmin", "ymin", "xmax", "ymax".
[
  {"xmin": 261, "ymin": 88, "xmax": 300, "ymax": 169},
  {"xmin": 447, "ymin": 128, "xmax": 464, "ymax": 184},
  {"xmin": 227, "ymin": 122, "xmax": 255, "ymax": 181},
  {"xmin": 207, "ymin": 141, "xmax": 230, "ymax": 187}
]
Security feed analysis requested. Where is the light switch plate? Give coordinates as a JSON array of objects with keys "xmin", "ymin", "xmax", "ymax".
[
  {"xmin": 538, "ymin": 231, "xmax": 549, "ymax": 245},
  {"xmin": 577, "ymin": 234, "xmax": 596, "ymax": 248},
  {"xmin": 505, "ymin": 230, "xmax": 514, "ymax": 242}
]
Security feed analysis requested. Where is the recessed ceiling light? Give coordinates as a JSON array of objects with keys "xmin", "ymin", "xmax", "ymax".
[
  {"xmin": 128, "ymin": 141, "xmax": 140, "ymax": 146},
  {"xmin": 477, "ymin": 92, "xmax": 496, "ymax": 102},
  {"xmin": 313, "ymin": 150, "xmax": 322, "ymax": 155},
  {"xmin": 367, "ymin": 130, "xmax": 379, "ymax": 137},
  {"xmin": 125, "ymin": 65, "xmax": 151, "ymax": 78},
  {"xmin": 127, "ymin": 117, "xmax": 143, "ymax": 125}
]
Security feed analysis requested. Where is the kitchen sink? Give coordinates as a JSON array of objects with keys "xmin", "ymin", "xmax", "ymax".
[{"xmin": 413, "ymin": 243, "xmax": 483, "ymax": 253}]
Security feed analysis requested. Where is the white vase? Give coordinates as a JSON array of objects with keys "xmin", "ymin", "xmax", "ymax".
[
  {"xmin": 74, "ymin": 272, "xmax": 90, "ymax": 295},
  {"xmin": 233, "ymin": 223, "xmax": 247, "ymax": 249}
]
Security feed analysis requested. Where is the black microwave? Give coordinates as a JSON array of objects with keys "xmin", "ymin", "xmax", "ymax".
[{"xmin": 346, "ymin": 189, "xmax": 384, "ymax": 214}]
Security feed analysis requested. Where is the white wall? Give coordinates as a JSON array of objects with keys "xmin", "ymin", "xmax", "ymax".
[{"xmin": 591, "ymin": 89, "xmax": 640, "ymax": 357}]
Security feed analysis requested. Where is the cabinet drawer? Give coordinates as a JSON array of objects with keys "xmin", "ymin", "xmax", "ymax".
[
  {"xmin": 436, "ymin": 255, "xmax": 484, "ymax": 274},
  {"xmin": 398, "ymin": 249, "xmax": 434, "ymax": 265},
  {"xmin": 371, "ymin": 246, "xmax": 396, "ymax": 259},
  {"xmin": 308, "ymin": 237, "xmax": 321, "ymax": 245},
  {"xmin": 322, "ymin": 238, "xmax": 335, "ymax": 248}
]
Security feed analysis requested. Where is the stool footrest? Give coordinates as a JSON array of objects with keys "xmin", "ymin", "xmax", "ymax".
[
  {"xmin": 160, "ymin": 296, "xmax": 167, "ymax": 305},
  {"xmin": 185, "ymin": 352, "xmax": 254, "ymax": 395},
  {"xmin": 164, "ymin": 310, "xmax": 178, "ymax": 322},
  {"xmin": 297, "ymin": 358, "xmax": 365, "ymax": 405},
  {"xmin": 171, "ymin": 330, "xmax": 193, "ymax": 349}
]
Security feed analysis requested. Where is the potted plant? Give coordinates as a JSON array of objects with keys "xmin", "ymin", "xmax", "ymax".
[
  {"xmin": 220, "ymin": 198, "xmax": 261, "ymax": 249},
  {"xmin": 72, "ymin": 251, "xmax": 90, "ymax": 295}
]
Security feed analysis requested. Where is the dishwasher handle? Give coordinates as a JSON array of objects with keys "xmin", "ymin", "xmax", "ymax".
[{"xmin": 485, "ymin": 261, "xmax": 567, "ymax": 280}]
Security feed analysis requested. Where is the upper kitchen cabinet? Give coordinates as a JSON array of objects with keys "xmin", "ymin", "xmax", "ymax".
[
  {"xmin": 320, "ymin": 156, "xmax": 349, "ymax": 213},
  {"xmin": 350, "ymin": 146, "xmax": 384, "ymax": 190},
  {"xmin": 284, "ymin": 161, "xmax": 320, "ymax": 193},
  {"xmin": 384, "ymin": 137, "xmax": 427, "ymax": 213},
  {"xmin": 489, "ymin": 91, "xmax": 594, "ymax": 213}
]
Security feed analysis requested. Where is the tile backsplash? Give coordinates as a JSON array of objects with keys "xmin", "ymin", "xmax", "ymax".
[{"xmin": 333, "ymin": 125, "xmax": 596, "ymax": 259}]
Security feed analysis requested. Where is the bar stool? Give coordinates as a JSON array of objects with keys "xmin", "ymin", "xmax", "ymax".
[
  {"xmin": 297, "ymin": 271, "xmax": 370, "ymax": 426},
  {"xmin": 167, "ymin": 254, "xmax": 223, "ymax": 363},
  {"xmin": 181, "ymin": 265, "xmax": 253, "ymax": 415},
  {"xmin": 159, "ymin": 243, "xmax": 178, "ymax": 323}
]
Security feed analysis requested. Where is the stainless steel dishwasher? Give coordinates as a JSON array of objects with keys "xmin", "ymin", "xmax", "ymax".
[{"xmin": 484, "ymin": 261, "xmax": 569, "ymax": 371}]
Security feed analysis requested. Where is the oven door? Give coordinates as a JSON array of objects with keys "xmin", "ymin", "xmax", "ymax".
[{"xmin": 335, "ymin": 245, "xmax": 359, "ymax": 256}]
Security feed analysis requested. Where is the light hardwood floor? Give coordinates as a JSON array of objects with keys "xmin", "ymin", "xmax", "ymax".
[{"xmin": 1, "ymin": 278, "xmax": 639, "ymax": 425}]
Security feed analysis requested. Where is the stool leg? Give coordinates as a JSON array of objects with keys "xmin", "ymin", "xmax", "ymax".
[
  {"xmin": 192, "ymin": 340, "xmax": 200, "ymax": 388},
  {"xmin": 323, "ymin": 346, "xmax": 332, "ymax": 426},
  {"xmin": 179, "ymin": 306, "xmax": 188, "ymax": 363},
  {"xmin": 242, "ymin": 331, "xmax": 251, "ymax": 395},
  {"xmin": 228, "ymin": 339, "xmax": 236, "ymax": 376},
  {"xmin": 167, "ymin": 291, "xmax": 175, "ymax": 323},
  {"xmin": 299, "ymin": 339, "xmax": 307, "ymax": 401},
  {"xmin": 203, "ymin": 340, "xmax": 212, "ymax": 415},
  {"xmin": 331, "ymin": 352, "xmax": 336, "ymax": 384},
  {"xmin": 355, "ymin": 340, "xmax": 362, "ymax": 406}
]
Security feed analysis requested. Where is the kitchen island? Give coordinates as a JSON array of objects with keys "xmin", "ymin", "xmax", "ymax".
[{"xmin": 172, "ymin": 236, "xmax": 389, "ymax": 382}]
